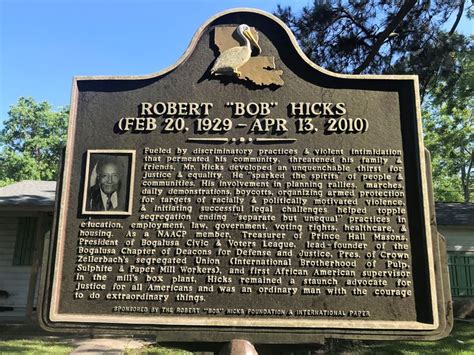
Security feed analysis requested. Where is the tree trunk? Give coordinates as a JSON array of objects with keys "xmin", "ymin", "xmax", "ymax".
[{"xmin": 461, "ymin": 161, "xmax": 472, "ymax": 203}]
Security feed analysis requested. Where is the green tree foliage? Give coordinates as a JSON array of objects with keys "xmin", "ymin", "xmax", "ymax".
[
  {"xmin": 275, "ymin": 1, "xmax": 472, "ymax": 202},
  {"xmin": 424, "ymin": 41, "xmax": 473, "ymax": 202},
  {"xmin": 275, "ymin": 0, "xmax": 468, "ymax": 99},
  {"xmin": 0, "ymin": 97, "xmax": 68, "ymax": 185}
]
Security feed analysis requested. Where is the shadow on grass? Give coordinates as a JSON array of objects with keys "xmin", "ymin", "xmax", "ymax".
[
  {"xmin": 1, "ymin": 322, "xmax": 472, "ymax": 354},
  {"xmin": 125, "ymin": 345, "xmax": 193, "ymax": 355},
  {"xmin": 130, "ymin": 321, "xmax": 473, "ymax": 355},
  {"xmin": 332, "ymin": 321, "xmax": 473, "ymax": 354}
]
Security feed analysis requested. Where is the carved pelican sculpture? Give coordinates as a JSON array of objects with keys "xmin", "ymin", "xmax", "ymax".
[{"xmin": 211, "ymin": 24, "xmax": 261, "ymax": 78}]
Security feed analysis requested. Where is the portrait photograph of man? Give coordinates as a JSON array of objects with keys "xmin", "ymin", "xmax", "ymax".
[{"xmin": 82, "ymin": 150, "xmax": 135, "ymax": 215}]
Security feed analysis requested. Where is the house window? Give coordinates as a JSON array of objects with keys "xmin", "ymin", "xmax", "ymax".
[
  {"xmin": 448, "ymin": 253, "xmax": 474, "ymax": 297},
  {"xmin": 12, "ymin": 217, "xmax": 37, "ymax": 266}
]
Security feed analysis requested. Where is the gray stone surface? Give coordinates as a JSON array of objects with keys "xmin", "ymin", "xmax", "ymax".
[
  {"xmin": 218, "ymin": 339, "xmax": 258, "ymax": 355},
  {"xmin": 70, "ymin": 338, "xmax": 151, "ymax": 354}
]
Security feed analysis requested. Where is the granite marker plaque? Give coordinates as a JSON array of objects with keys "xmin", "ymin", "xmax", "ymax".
[{"xmin": 40, "ymin": 8, "xmax": 452, "ymax": 342}]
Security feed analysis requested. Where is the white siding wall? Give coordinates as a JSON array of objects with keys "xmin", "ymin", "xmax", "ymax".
[
  {"xmin": 0, "ymin": 217, "xmax": 32, "ymax": 317},
  {"xmin": 438, "ymin": 226, "xmax": 474, "ymax": 254}
]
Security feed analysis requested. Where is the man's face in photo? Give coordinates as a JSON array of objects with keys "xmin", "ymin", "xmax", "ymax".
[{"xmin": 98, "ymin": 162, "xmax": 120, "ymax": 195}]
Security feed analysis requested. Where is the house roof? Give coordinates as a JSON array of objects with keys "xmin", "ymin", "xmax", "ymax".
[
  {"xmin": 435, "ymin": 202, "xmax": 474, "ymax": 226},
  {"xmin": 0, "ymin": 180, "xmax": 56, "ymax": 210}
]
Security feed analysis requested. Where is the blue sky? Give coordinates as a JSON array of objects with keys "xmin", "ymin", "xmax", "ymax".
[
  {"xmin": 0, "ymin": 0, "xmax": 310, "ymax": 125},
  {"xmin": 0, "ymin": 0, "xmax": 471, "ymax": 127}
]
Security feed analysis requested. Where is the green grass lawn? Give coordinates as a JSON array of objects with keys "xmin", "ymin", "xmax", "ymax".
[
  {"xmin": 350, "ymin": 321, "xmax": 474, "ymax": 354},
  {"xmin": 0, "ymin": 321, "xmax": 471, "ymax": 354},
  {"xmin": 132, "ymin": 321, "xmax": 474, "ymax": 354},
  {"xmin": 319, "ymin": 320, "xmax": 473, "ymax": 355},
  {"xmin": 0, "ymin": 339, "xmax": 73, "ymax": 355}
]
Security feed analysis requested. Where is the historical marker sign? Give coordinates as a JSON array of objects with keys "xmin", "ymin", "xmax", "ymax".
[{"xmin": 40, "ymin": 9, "xmax": 452, "ymax": 342}]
